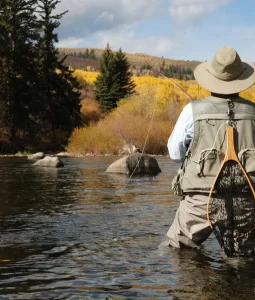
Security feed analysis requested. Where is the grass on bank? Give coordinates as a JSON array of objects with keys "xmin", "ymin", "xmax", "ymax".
[
  {"xmin": 67, "ymin": 75, "xmax": 206, "ymax": 155},
  {"xmin": 69, "ymin": 71, "xmax": 255, "ymax": 156}
]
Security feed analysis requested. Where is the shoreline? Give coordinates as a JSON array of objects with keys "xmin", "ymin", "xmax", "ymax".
[{"xmin": 0, "ymin": 153, "xmax": 167, "ymax": 158}]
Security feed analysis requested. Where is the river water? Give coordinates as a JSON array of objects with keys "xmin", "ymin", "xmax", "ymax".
[{"xmin": 0, "ymin": 156, "xmax": 254, "ymax": 299}]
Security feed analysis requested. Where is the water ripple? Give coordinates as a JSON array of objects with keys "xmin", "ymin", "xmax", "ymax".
[{"xmin": 0, "ymin": 157, "xmax": 254, "ymax": 299}]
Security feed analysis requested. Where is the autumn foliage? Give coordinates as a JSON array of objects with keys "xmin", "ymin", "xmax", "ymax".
[{"xmin": 67, "ymin": 70, "xmax": 255, "ymax": 156}]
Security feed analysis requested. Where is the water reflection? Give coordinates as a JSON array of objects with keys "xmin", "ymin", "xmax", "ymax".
[
  {"xmin": 157, "ymin": 243, "xmax": 255, "ymax": 300},
  {"xmin": 0, "ymin": 156, "xmax": 254, "ymax": 299}
]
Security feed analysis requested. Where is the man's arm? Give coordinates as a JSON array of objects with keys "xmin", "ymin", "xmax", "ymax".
[{"xmin": 167, "ymin": 103, "xmax": 194, "ymax": 163}]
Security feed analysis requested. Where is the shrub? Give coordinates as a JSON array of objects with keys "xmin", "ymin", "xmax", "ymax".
[
  {"xmin": 80, "ymin": 98, "xmax": 101, "ymax": 125},
  {"xmin": 67, "ymin": 120, "xmax": 123, "ymax": 155},
  {"xmin": 67, "ymin": 85, "xmax": 182, "ymax": 155},
  {"xmin": 68, "ymin": 71, "xmax": 255, "ymax": 156}
]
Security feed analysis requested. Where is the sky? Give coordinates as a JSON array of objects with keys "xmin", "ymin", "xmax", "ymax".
[{"xmin": 56, "ymin": 0, "xmax": 255, "ymax": 62}]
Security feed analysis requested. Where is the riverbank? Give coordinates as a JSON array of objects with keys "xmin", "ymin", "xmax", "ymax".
[{"xmin": 0, "ymin": 152, "xmax": 167, "ymax": 158}]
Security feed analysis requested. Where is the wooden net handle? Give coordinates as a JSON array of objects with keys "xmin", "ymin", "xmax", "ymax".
[
  {"xmin": 224, "ymin": 126, "xmax": 239, "ymax": 162},
  {"xmin": 207, "ymin": 126, "xmax": 255, "ymax": 229}
]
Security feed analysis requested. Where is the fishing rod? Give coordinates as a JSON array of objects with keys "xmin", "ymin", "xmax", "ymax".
[
  {"xmin": 159, "ymin": 73, "xmax": 193, "ymax": 102},
  {"xmin": 117, "ymin": 73, "xmax": 194, "ymax": 192}
]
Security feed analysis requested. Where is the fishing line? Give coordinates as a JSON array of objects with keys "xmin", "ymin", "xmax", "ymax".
[
  {"xmin": 160, "ymin": 74, "xmax": 229, "ymax": 165},
  {"xmin": 160, "ymin": 73, "xmax": 193, "ymax": 102},
  {"xmin": 116, "ymin": 90, "xmax": 159, "ymax": 193},
  {"xmin": 116, "ymin": 74, "xmax": 194, "ymax": 193}
]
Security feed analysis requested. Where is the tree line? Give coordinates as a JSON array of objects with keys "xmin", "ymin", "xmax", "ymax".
[
  {"xmin": 67, "ymin": 50, "xmax": 97, "ymax": 60},
  {"xmin": 160, "ymin": 64, "xmax": 195, "ymax": 80},
  {"xmin": 63, "ymin": 51, "xmax": 196, "ymax": 81},
  {"xmin": 0, "ymin": 0, "xmax": 81, "ymax": 152}
]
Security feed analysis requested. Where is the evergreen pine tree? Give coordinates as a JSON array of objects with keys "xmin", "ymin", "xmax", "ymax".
[
  {"xmin": 94, "ymin": 44, "xmax": 135, "ymax": 112},
  {"xmin": 114, "ymin": 48, "xmax": 135, "ymax": 99},
  {"xmin": 85, "ymin": 48, "xmax": 89, "ymax": 58},
  {"xmin": 89, "ymin": 49, "xmax": 96, "ymax": 59},
  {"xmin": 94, "ymin": 44, "xmax": 120, "ymax": 111},
  {"xmin": 0, "ymin": 0, "xmax": 39, "ymax": 145},
  {"xmin": 37, "ymin": 0, "xmax": 81, "ymax": 139}
]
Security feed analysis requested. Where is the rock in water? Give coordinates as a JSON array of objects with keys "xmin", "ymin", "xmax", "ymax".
[
  {"xmin": 106, "ymin": 154, "xmax": 161, "ymax": 175},
  {"xmin": 28, "ymin": 152, "xmax": 45, "ymax": 160},
  {"xmin": 33, "ymin": 156, "xmax": 64, "ymax": 168},
  {"xmin": 106, "ymin": 156, "xmax": 129, "ymax": 174}
]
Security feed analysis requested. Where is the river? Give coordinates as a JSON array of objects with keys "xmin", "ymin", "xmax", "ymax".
[{"xmin": 0, "ymin": 156, "xmax": 254, "ymax": 299}]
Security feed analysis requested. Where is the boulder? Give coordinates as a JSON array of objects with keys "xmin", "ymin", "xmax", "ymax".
[
  {"xmin": 33, "ymin": 156, "xmax": 64, "ymax": 168},
  {"xmin": 28, "ymin": 152, "xmax": 45, "ymax": 160},
  {"xmin": 106, "ymin": 153, "xmax": 161, "ymax": 175}
]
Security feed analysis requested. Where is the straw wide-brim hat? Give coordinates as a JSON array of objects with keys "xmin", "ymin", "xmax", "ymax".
[{"xmin": 194, "ymin": 46, "xmax": 255, "ymax": 94}]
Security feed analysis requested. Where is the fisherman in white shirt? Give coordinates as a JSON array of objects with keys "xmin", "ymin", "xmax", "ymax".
[
  {"xmin": 167, "ymin": 102, "xmax": 193, "ymax": 163},
  {"xmin": 165, "ymin": 46, "xmax": 255, "ymax": 251}
]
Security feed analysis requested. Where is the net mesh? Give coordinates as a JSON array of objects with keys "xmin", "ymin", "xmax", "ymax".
[{"xmin": 208, "ymin": 161, "xmax": 255, "ymax": 256}]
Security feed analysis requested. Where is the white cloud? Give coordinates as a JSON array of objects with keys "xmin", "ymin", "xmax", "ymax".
[
  {"xmin": 57, "ymin": 0, "xmax": 161, "ymax": 19},
  {"xmin": 95, "ymin": 12, "xmax": 115, "ymax": 24},
  {"xmin": 55, "ymin": 0, "xmax": 162, "ymax": 39},
  {"xmin": 57, "ymin": 25, "xmax": 177, "ymax": 58},
  {"xmin": 94, "ymin": 27, "xmax": 177, "ymax": 56},
  {"xmin": 169, "ymin": 0, "xmax": 232, "ymax": 23},
  {"xmin": 54, "ymin": 0, "xmax": 174, "ymax": 57},
  {"xmin": 57, "ymin": 37, "xmax": 84, "ymax": 48}
]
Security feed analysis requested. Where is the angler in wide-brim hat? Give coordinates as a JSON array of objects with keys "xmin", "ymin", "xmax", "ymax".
[
  {"xmin": 163, "ymin": 46, "xmax": 255, "ymax": 255},
  {"xmin": 194, "ymin": 45, "xmax": 255, "ymax": 94}
]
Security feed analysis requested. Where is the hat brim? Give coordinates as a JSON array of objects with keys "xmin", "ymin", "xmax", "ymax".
[{"xmin": 194, "ymin": 61, "xmax": 255, "ymax": 94}]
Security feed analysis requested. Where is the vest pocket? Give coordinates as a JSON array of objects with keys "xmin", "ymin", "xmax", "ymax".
[
  {"xmin": 197, "ymin": 148, "xmax": 223, "ymax": 178},
  {"xmin": 238, "ymin": 149, "xmax": 255, "ymax": 184},
  {"xmin": 172, "ymin": 152, "xmax": 191, "ymax": 196},
  {"xmin": 172, "ymin": 168, "xmax": 184, "ymax": 196}
]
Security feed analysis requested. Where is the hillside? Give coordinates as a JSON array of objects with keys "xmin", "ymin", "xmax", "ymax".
[{"xmin": 58, "ymin": 47, "xmax": 201, "ymax": 78}]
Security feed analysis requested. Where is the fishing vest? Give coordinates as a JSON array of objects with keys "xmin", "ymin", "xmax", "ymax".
[{"xmin": 172, "ymin": 95, "xmax": 255, "ymax": 195}]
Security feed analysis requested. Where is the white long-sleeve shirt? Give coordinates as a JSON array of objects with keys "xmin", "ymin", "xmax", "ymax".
[{"xmin": 167, "ymin": 103, "xmax": 194, "ymax": 162}]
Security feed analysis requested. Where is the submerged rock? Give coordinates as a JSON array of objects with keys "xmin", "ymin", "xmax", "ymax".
[
  {"xmin": 33, "ymin": 156, "xmax": 64, "ymax": 168},
  {"xmin": 106, "ymin": 153, "xmax": 161, "ymax": 175},
  {"xmin": 28, "ymin": 152, "xmax": 45, "ymax": 160}
]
